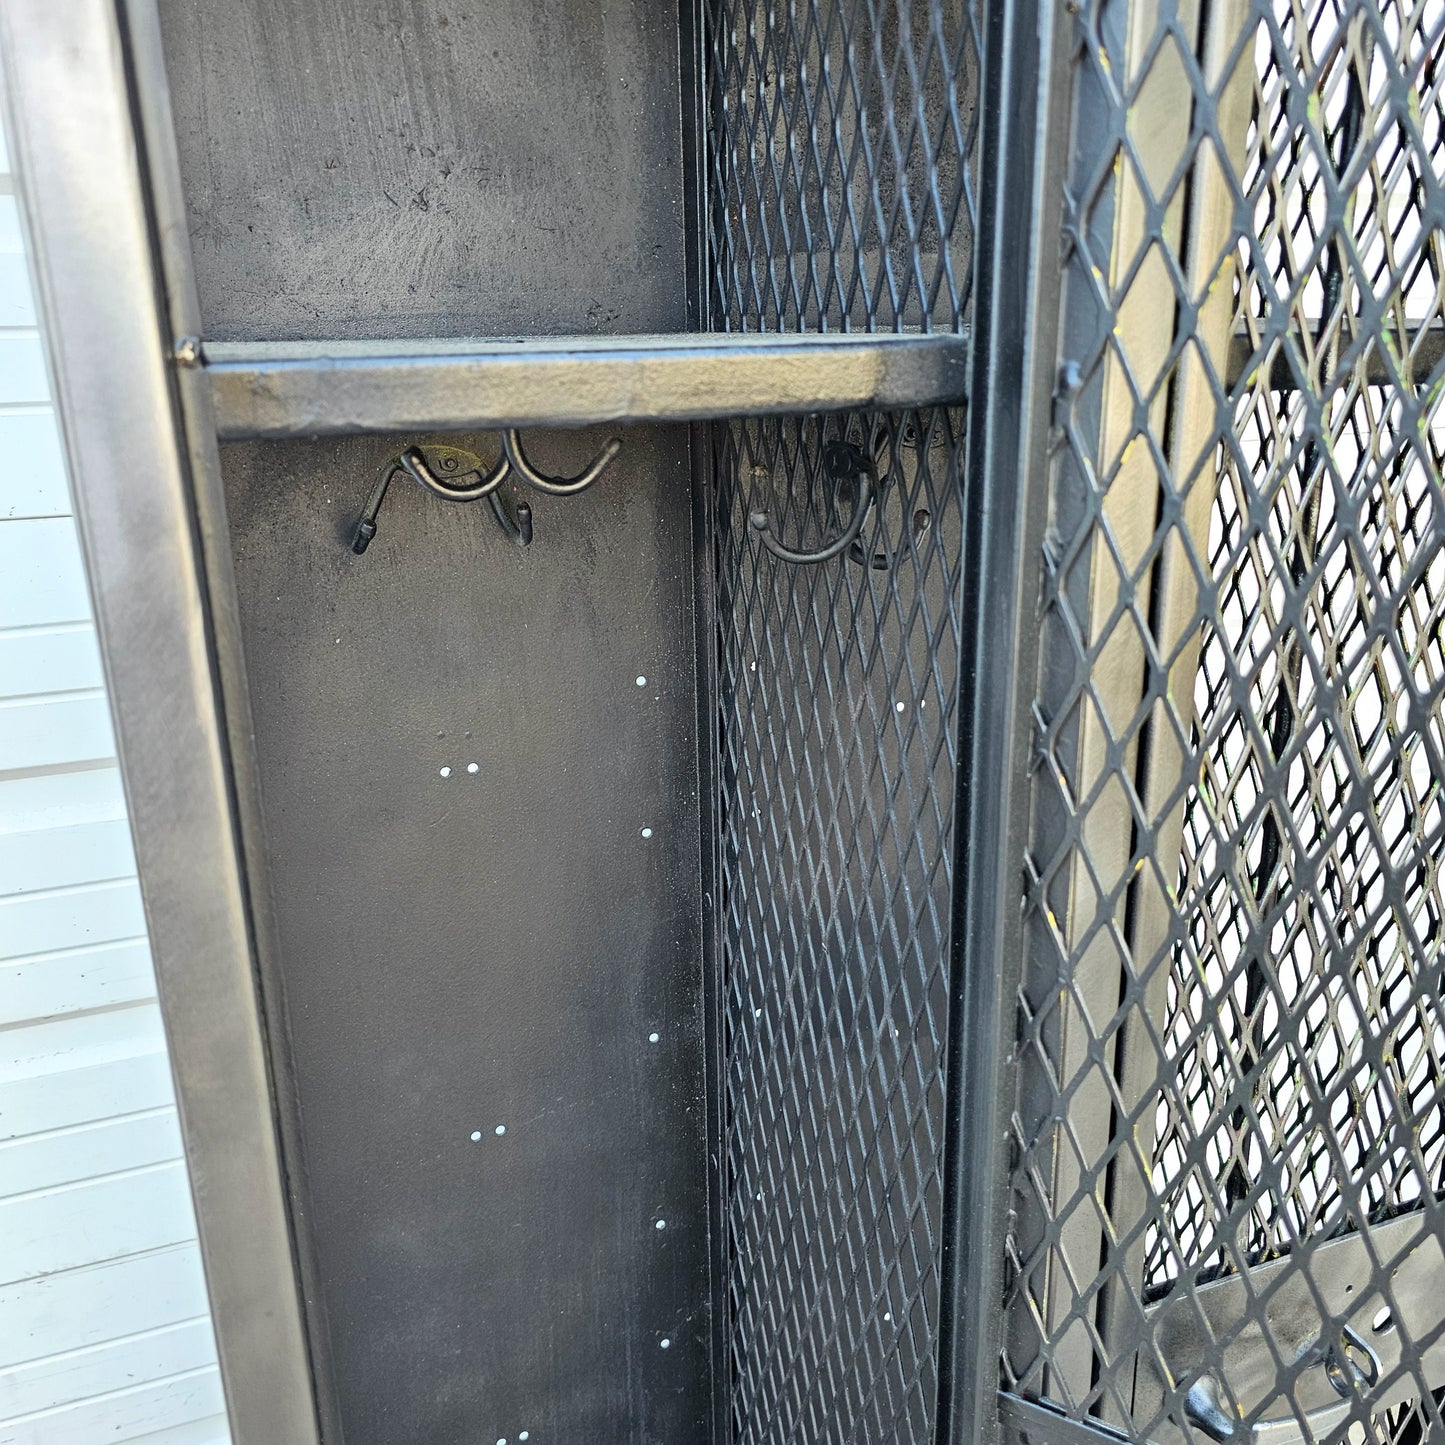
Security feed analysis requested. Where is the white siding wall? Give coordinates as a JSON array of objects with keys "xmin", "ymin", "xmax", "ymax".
[{"xmin": 0, "ymin": 111, "xmax": 232, "ymax": 1445}]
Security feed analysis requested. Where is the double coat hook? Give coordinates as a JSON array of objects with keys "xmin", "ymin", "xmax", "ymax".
[{"xmin": 350, "ymin": 429, "xmax": 622, "ymax": 555}]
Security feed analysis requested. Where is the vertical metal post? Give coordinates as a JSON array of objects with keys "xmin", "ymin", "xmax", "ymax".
[
  {"xmin": 0, "ymin": 4, "xmax": 320, "ymax": 1442},
  {"xmin": 935, "ymin": 0, "xmax": 1073, "ymax": 1440}
]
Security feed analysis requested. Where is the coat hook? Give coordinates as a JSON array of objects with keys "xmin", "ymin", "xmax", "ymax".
[
  {"xmin": 349, "ymin": 431, "xmax": 624, "ymax": 554},
  {"xmin": 487, "ymin": 491, "xmax": 533, "ymax": 546},
  {"xmin": 749, "ymin": 439, "xmax": 875, "ymax": 566},
  {"xmin": 501, "ymin": 428, "xmax": 622, "ymax": 496},
  {"xmin": 847, "ymin": 430, "xmax": 933, "ymax": 571},
  {"xmin": 351, "ymin": 443, "xmax": 508, "ymax": 554}
]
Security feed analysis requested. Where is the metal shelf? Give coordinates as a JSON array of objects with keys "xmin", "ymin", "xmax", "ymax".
[{"xmin": 201, "ymin": 331, "xmax": 970, "ymax": 440}]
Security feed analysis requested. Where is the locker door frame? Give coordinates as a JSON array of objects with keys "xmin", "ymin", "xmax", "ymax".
[{"xmin": 0, "ymin": 3, "xmax": 323, "ymax": 1443}]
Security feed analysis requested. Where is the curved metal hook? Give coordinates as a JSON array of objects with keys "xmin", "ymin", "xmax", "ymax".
[
  {"xmin": 748, "ymin": 439, "xmax": 875, "ymax": 566},
  {"xmin": 398, "ymin": 445, "xmax": 509, "ymax": 502},
  {"xmin": 487, "ymin": 490, "xmax": 534, "ymax": 547},
  {"xmin": 501, "ymin": 428, "xmax": 623, "ymax": 496},
  {"xmin": 846, "ymin": 427, "xmax": 932, "ymax": 571},
  {"xmin": 351, "ymin": 445, "xmax": 510, "ymax": 553}
]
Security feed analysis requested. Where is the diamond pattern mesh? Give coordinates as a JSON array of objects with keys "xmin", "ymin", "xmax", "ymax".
[
  {"xmin": 701, "ymin": 3, "xmax": 981, "ymax": 1441},
  {"xmin": 1004, "ymin": 0, "xmax": 1445, "ymax": 1442},
  {"xmin": 702, "ymin": 0, "xmax": 982, "ymax": 334}
]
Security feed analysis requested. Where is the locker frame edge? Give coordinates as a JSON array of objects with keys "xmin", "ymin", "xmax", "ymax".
[{"xmin": 0, "ymin": 2, "xmax": 327, "ymax": 1442}]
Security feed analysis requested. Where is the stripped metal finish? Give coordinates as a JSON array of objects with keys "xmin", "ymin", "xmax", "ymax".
[
  {"xmin": 13, "ymin": 0, "xmax": 1444, "ymax": 1440},
  {"xmin": 1005, "ymin": 0, "xmax": 1445, "ymax": 1442},
  {"xmin": 204, "ymin": 333, "xmax": 970, "ymax": 440}
]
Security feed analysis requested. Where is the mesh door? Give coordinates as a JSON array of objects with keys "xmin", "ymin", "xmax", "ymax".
[
  {"xmin": 1004, "ymin": 0, "xmax": 1445, "ymax": 1442},
  {"xmin": 701, "ymin": 2, "xmax": 982, "ymax": 1440}
]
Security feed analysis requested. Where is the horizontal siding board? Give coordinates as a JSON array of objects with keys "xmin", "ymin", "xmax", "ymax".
[
  {"xmin": 0, "ymin": 198, "xmax": 20, "ymax": 254},
  {"xmin": 0, "ymin": 1048, "xmax": 174, "ymax": 1144},
  {"xmin": 0, "ymin": 627, "xmax": 101, "ymax": 700},
  {"xmin": 0, "ymin": 1317, "xmax": 214, "ymax": 1421},
  {"xmin": 0, "ymin": 1365, "xmax": 225, "ymax": 1445},
  {"xmin": 0, "ymin": 693, "xmax": 115, "ymax": 774},
  {"xmin": 0, "ymin": 938, "xmax": 156, "ymax": 1023},
  {"xmin": 0, "ymin": 879, "xmax": 146, "ymax": 963},
  {"xmin": 0, "ymin": 1161, "xmax": 199, "ymax": 1286},
  {"xmin": 0, "ymin": 335, "xmax": 47, "ymax": 408},
  {"xmin": 0, "ymin": 766, "xmax": 126, "ymax": 836},
  {"xmin": 0, "ymin": 262, "xmax": 35, "ymax": 330},
  {"xmin": 0, "ymin": 413, "xmax": 68, "ymax": 522},
  {"xmin": 124, "ymin": 1413, "xmax": 231, "ymax": 1445},
  {"xmin": 0, "ymin": 1243, "xmax": 211, "ymax": 1368},
  {"xmin": 0, "ymin": 818, "xmax": 135, "ymax": 898},
  {"xmin": 0, "ymin": 518, "xmax": 91, "ymax": 631},
  {"xmin": 0, "ymin": 1108, "xmax": 181, "ymax": 1196},
  {"xmin": 0, "ymin": 1004, "xmax": 167, "ymax": 1087}
]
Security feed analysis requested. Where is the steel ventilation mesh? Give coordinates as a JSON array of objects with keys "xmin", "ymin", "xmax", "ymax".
[
  {"xmin": 702, "ymin": 2, "xmax": 981, "ymax": 1441},
  {"xmin": 1004, "ymin": 0, "xmax": 1445, "ymax": 1441}
]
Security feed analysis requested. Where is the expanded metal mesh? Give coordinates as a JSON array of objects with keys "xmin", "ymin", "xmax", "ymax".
[
  {"xmin": 702, "ymin": 2, "xmax": 980, "ymax": 1441},
  {"xmin": 702, "ymin": 0, "xmax": 981, "ymax": 335},
  {"xmin": 1005, "ymin": 0, "xmax": 1445, "ymax": 1442}
]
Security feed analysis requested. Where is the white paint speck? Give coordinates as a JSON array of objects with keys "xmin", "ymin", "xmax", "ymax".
[
  {"xmin": 636, "ymin": 676, "xmax": 647, "ymax": 687},
  {"xmin": 884, "ymin": 1312, "xmax": 891, "ymax": 1321},
  {"xmin": 895, "ymin": 701, "xmax": 906, "ymax": 713},
  {"xmin": 648, "ymin": 1031, "xmax": 660, "ymax": 1044},
  {"xmin": 660, "ymin": 1338, "xmax": 671, "ymax": 1350},
  {"xmin": 641, "ymin": 827, "xmax": 653, "ymax": 839},
  {"xmin": 655, "ymin": 1219, "xmax": 666, "ymax": 1230},
  {"xmin": 754, "ymin": 1008, "xmax": 762, "ymax": 1018},
  {"xmin": 467, "ymin": 762, "xmax": 479, "ymax": 774},
  {"xmin": 494, "ymin": 1124, "xmax": 506, "ymax": 1136},
  {"xmin": 439, "ymin": 766, "xmax": 452, "ymax": 778},
  {"xmin": 470, "ymin": 1131, "xmax": 482, "ymax": 1142},
  {"xmin": 520, "ymin": 1436, "xmax": 530, "ymax": 1443}
]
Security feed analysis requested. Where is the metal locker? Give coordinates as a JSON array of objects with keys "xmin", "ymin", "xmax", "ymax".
[{"xmin": 4, "ymin": 0, "xmax": 1445, "ymax": 1443}]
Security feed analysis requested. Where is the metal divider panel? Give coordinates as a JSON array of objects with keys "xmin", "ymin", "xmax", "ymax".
[{"xmin": 701, "ymin": 3, "xmax": 983, "ymax": 1441}]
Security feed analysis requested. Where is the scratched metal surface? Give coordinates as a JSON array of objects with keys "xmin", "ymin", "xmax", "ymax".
[
  {"xmin": 157, "ymin": 0, "xmax": 687, "ymax": 341},
  {"xmin": 217, "ymin": 426, "xmax": 709, "ymax": 1444}
]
